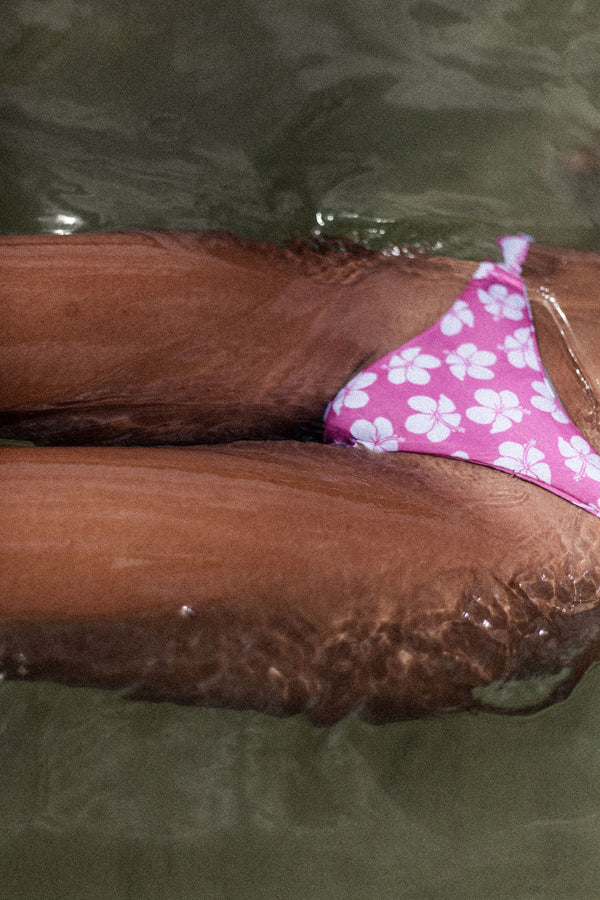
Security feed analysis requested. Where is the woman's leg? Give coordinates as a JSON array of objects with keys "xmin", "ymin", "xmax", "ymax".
[
  {"xmin": 2, "ymin": 443, "xmax": 599, "ymax": 722},
  {"xmin": 3, "ymin": 231, "xmax": 600, "ymax": 446},
  {"xmin": 0, "ymin": 230, "xmax": 474, "ymax": 445}
]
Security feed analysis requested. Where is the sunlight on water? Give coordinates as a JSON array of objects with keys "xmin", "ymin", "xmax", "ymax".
[
  {"xmin": 2, "ymin": 1, "xmax": 600, "ymax": 897},
  {"xmin": 37, "ymin": 211, "xmax": 84, "ymax": 233}
]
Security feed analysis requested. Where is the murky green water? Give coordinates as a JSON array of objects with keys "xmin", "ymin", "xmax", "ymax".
[{"xmin": 2, "ymin": 1, "xmax": 600, "ymax": 897}]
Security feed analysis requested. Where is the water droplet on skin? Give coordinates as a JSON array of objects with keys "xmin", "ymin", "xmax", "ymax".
[{"xmin": 179, "ymin": 605, "xmax": 195, "ymax": 618}]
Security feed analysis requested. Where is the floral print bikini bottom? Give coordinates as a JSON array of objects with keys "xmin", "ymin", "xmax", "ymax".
[{"xmin": 324, "ymin": 235, "xmax": 600, "ymax": 519}]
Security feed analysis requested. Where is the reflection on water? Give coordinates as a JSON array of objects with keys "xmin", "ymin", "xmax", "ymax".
[
  {"xmin": 2, "ymin": 0, "xmax": 600, "ymax": 897},
  {"xmin": 1, "ymin": 669, "xmax": 600, "ymax": 898},
  {"xmin": 2, "ymin": 0, "xmax": 600, "ymax": 252}
]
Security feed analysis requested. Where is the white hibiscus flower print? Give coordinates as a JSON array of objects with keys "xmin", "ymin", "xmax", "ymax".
[
  {"xmin": 445, "ymin": 343, "xmax": 497, "ymax": 381},
  {"xmin": 440, "ymin": 300, "xmax": 474, "ymax": 336},
  {"xmin": 494, "ymin": 441, "xmax": 551, "ymax": 484},
  {"xmin": 472, "ymin": 262, "xmax": 496, "ymax": 279},
  {"xmin": 405, "ymin": 394, "xmax": 461, "ymax": 443},
  {"xmin": 350, "ymin": 417, "xmax": 402, "ymax": 453},
  {"xmin": 477, "ymin": 283, "xmax": 526, "ymax": 321},
  {"xmin": 466, "ymin": 388, "xmax": 525, "ymax": 433},
  {"xmin": 500, "ymin": 327, "xmax": 539, "ymax": 371},
  {"xmin": 331, "ymin": 371, "xmax": 377, "ymax": 414},
  {"xmin": 558, "ymin": 435, "xmax": 600, "ymax": 482},
  {"xmin": 451, "ymin": 450, "xmax": 470, "ymax": 459},
  {"xmin": 530, "ymin": 380, "xmax": 569, "ymax": 423},
  {"xmin": 384, "ymin": 346, "xmax": 441, "ymax": 385}
]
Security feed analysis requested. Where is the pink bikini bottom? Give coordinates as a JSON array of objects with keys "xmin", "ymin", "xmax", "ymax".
[{"xmin": 324, "ymin": 235, "xmax": 600, "ymax": 519}]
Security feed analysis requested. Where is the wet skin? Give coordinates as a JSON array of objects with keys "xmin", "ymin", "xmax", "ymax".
[{"xmin": 1, "ymin": 232, "xmax": 600, "ymax": 722}]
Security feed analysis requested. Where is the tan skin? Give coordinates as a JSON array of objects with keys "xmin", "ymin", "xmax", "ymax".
[{"xmin": 1, "ymin": 232, "xmax": 600, "ymax": 723}]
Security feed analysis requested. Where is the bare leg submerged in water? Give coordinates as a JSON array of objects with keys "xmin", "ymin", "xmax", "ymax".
[{"xmin": 1, "ymin": 231, "xmax": 600, "ymax": 723}]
